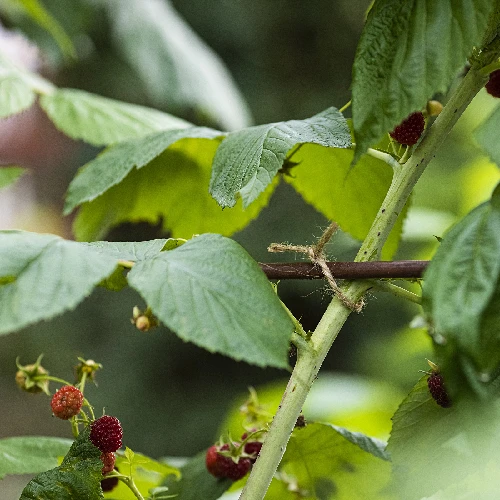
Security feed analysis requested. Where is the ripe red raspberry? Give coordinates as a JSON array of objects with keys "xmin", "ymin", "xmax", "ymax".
[
  {"xmin": 205, "ymin": 444, "xmax": 252, "ymax": 481},
  {"xmin": 90, "ymin": 416, "xmax": 123, "ymax": 452},
  {"xmin": 390, "ymin": 112, "xmax": 425, "ymax": 145},
  {"xmin": 427, "ymin": 372, "xmax": 451, "ymax": 408},
  {"xmin": 101, "ymin": 466, "xmax": 119, "ymax": 492},
  {"xmin": 100, "ymin": 452, "xmax": 116, "ymax": 475},
  {"xmin": 485, "ymin": 69, "xmax": 500, "ymax": 98},
  {"xmin": 50, "ymin": 386, "xmax": 83, "ymax": 420}
]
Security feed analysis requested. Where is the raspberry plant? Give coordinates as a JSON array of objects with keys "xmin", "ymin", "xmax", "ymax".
[{"xmin": 2, "ymin": 1, "xmax": 500, "ymax": 499}]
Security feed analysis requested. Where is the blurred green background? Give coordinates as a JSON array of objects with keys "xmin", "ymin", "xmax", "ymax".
[{"xmin": 1, "ymin": 0, "xmax": 500, "ymax": 497}]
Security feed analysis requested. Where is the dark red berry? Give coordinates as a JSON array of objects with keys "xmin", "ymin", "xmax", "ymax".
[
  {"xmin": 90, "ymin": 416, "xmax": 123, "ymax": 452},
  {"xmin": 244, "ymin": 441, "xmax": 262, "ymax": 463},
  {"xmin": 205, "ymin": 444, "xmax": 252, "ymax": 481},
  {"xmin": 427, "ymin": 372, "xmax": 452, "ymax": 408},
  {"xmin": 390, "ymin": 112, "xmax": 425, "ymax": 145},
  {"xmin": 50, "ymin": 386, "xmax": 83, "ymax": 420},
  {"xmin": 486, "ymin": 70, "xmax": 500, "ymax": 98},
  {"xmin": 101, "ymin": 466, "xmax": 119, "ymax": 492},
  {"xmin": 100, "ymin": 452, "xmax": 116, "ymax": 475}
]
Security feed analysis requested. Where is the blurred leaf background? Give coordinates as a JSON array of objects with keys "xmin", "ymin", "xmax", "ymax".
[{"xmin": 1, "ymin": 0, "xmax": 500, "ymax": 497}]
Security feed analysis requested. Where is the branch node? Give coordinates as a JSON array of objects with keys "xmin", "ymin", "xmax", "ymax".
[{"xmin": 268, "ymin": 222, "xmax": 364, "ymax": 313}]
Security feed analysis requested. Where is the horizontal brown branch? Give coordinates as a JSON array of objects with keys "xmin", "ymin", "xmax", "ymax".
[{"xmin": 259, "ymin": 260, "xmax": 429, "ymax": 280}]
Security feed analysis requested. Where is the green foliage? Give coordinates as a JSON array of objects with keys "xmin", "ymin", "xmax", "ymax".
[
  {"xmin": 209, "ymin": 107, "xmax": 351, "ymax": 208},
  {"xmin": 422, "ymin": 184, "xmax": 500, "ymax": 392},
  {"xmin": 70, "ymin": 138, "xmax": 275, "ymax": 242},
  {"xmin": 40, "ymin": 89, "xmax": 191, "ymax": 147},
  {"xmin": 285, "ymin": 145, "xmax": 405, "ymax": 259},
  {"xmin": 0, "ymin": 76, "xmax": 35, "ymax": 118},
  {"xmin": 0, "ymin": 231, "xmax": 119, "ymax": 335},
  {"xmin": 162, "ymin": 452, "xmax": 232, "ymax": 500},
  {"xmin": 0, "ymin": 166, "xmax": 26, "ymax": 189},
  {"xmin": 0, "ymin": 232, "xmax": 293, "ymax": 367},
  {"xmin": 10, "ymin": 0, "xmax": 76, "ymax": 59},
  {"xmin": 64, "ymin": 128, "xmax": 221, "ymax": 214},
  {"xmin": 475, "ymin": 104, "xmax": 500, "ymax": 167},
  {"xmin": 104, "ymin": 0, "xmax": 252, "ymax": 130},
  {"xmin": 128, "ymin": 234, "xmax": 294, "ymax": 368},
  {"xmin": 387, "ymin": 376, "xmax": 500, "ymax": 499},
  {"xmin": 352, "ymin": 0, "xmax": 494, "ymax": 161},
  {"xmin": 0, "ymin": 55, "xmax": 191, "ymax": 146},
  {"xmin": 0, "ymin": 436, "xmax": 71, "ymax": 479},
  {"xmin": 20, "ymin": 427, "xmax": 103, "ymax": 500},
  {"xmin": 274, "ymin": 423, "xmax": 392, "ymax": 500}
]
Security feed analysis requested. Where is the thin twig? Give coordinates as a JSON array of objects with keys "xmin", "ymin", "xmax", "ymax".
[{"xmin": 259, "ymin": 260, "xmax": 428, "ymax": 280}]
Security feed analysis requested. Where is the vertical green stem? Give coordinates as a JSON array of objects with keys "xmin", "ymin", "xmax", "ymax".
[{"xmin": 240, "ymin": 65, "xmax": 489, "ymax": 500}]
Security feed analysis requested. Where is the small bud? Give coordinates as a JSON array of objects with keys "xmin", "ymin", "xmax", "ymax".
[
  {"xmin": 131, "ymin": 306, "xmax": 158, "ymax": 332},
  {"xmin": 426, "ymin": 100, "xmax": 443, "ymax": 117},
  {"xmin": 15, "ymin": 355, "xmax": 50, "ymax": 395},
  {"xmin": 75, "ymin": 357, "xmax": 102, "ymax": 384},
  {"xmin": 135, "ymin": 315, "xmax": 151, "ymax": 332}
]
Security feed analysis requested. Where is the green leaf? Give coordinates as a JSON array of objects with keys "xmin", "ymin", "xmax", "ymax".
[
  {"xmin": 0, "ymin": 231, "xmax": 119, "ymax": 335},
  {"xmin": 15, "ymin": 0, "xmax": 76, "ymax": 59},
  {"xmin": 422, "ymin": 184, "xmax": 500, "ymax": 372},
  {"xmin": 0, "ymin": 166, "xmax": 26, "ymax": 189},
  {"xmin": 105, "ymin": 0, "xmax": 251, "ymax": 130},
  {"xmin": 352, "ymin": 0, "xmax": 494, "ymax": 160},
  {"xmin": 285, "ymin": 144, "xmax": 406, "ymax": 259},
  {"xmin": 161, "ymin": 452, "xmax": 232, "ymax": 500},
  {"xmin": 40, "ymin": 88, "xmax": 192, "ymax": 147},
  {"xmin": 387, "ymin": 376, "xmax": 500, "ymax": 499},
  {"xmin": 127, "ymin": 234, "xmax": 294, "ymax": 368},
  {"xmin": 20, "ymin": 427, "xmax": 103, "ymax": 500},
  {"xmin": 70, "ymin": 138, "xmax": 275, "ymax": 242},
  {"xmin": 280, "ymin": 423, "xmax": 392, "ymax": 500},
  {"xmin": 475, "ymin": 104, "xmax": 500, "ymax": 168},
  {"xmin": 64, "ymin": 128, "xmax": 221, "ymax": 214},
  {"xmin": 0, "ymin": 76, "xmax": 35, "ymax": 118},
  {"xmin": 85, "ymin": 239, "xmax": 170, "ymax": 262},
  {"xmin": 0, "ymin": 436, "xmax": 71, "ymax": 479},
  {"xmin": 209, "ymin": 107, "xmax": 352, "ymax": 208}
]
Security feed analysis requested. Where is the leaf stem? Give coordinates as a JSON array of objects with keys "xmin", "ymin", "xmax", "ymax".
[
  {"xmin": 368, "ymin": 279, "xmax": 422, "ymax": 305},
  {"xmin": 339, "ymin": 99, "xmax": 352, "ymax": 113},
  {"xmin": 116, "ymin": 474, "xmax": 145, "ymax": 500},
  {"xmin": 240, "ymin": 60, "xmax": 490, "ymax": 500},
  {"xmin": 479, "ymin": 58, "xmax": 500, "ymax": 75}
]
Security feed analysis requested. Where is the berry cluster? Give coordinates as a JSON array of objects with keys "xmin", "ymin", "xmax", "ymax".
[
  {"xmin": 50, "ymin": 386, "xmax": 84, "ymax": 420},
  {"xmin": 205, "ymin": 431, "xmax": 264, "ymax": 481},
  {"xmin": 390, "ymin": 111, "xmax": 425, "ymax": 145},
  {"xmin": 206, "ymin": 444, "xmax": 252, "ymax": 481},
  {"xmin": 90, "ymin": 415, "xmax": 123, "ymax": 453}
]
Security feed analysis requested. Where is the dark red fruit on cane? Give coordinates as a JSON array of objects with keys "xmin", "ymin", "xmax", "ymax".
[
  {"xmin": 90, "ymin": 416, "xmax": 123, "ymax": 452},
  {"xmin": 390, "ymin": 112, "xmax": 425, "ymax": 145},
  {"xmin": 101, "ymin": 466, "xmax": 119, "ymax": 492},
  {"xmin": 486, "ymin": 70, "xmax": 500, "ymax": 98},
  {"xmin": 100, "ymin": 452, "xmax": 116, "ymax": 475},
  {"xmin": 206, "ymin": 444, "xmax": 252, "ymax": 481},
  {"xmin": 50, "ymin": 385, "xmax": 83, "ymax": 420},
  {"xmin": 427, "ymin": 372, "xmax": 452, "ymax": 408}
]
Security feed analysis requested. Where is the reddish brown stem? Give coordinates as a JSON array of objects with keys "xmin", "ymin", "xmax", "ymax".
[{"xmin": 259, "ymin": 260, "xmax": 428, "ymax": 280}]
